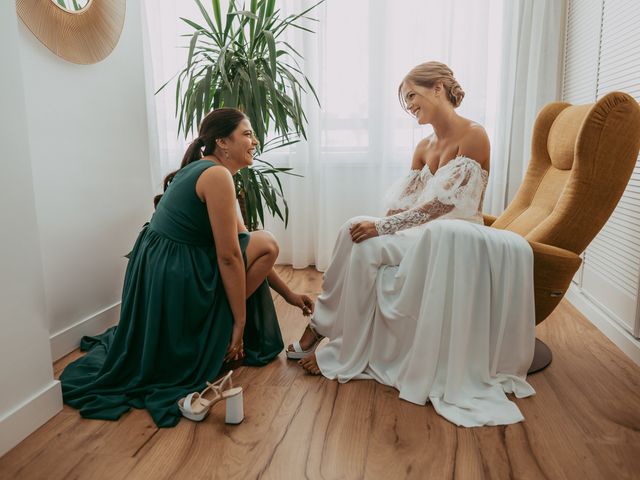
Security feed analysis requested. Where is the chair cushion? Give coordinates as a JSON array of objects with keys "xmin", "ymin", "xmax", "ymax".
[
  {"xmin": 494, "ymin": 167, "xmax": 570, "ymax": 237},
  {"xmin": 547, "ymin": 104, "xmax": 592, "ymax": 170}
]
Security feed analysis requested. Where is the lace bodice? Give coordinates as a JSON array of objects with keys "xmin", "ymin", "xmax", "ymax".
[{"xmin": 376, "ymin": 156, "xmax": 489, "ymax": 235}]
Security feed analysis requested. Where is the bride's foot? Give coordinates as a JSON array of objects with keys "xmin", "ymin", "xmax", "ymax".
[
  {"xmin": 299, "ymin": 352, "xmax": 321, "ymax": 375},
  {"xmin": 286, "ymin": 324, "xmax": 324, "ymax": 359},
  {"xmin": 288, "ymin": 324, "xmax": 319, "ymax": 352}
]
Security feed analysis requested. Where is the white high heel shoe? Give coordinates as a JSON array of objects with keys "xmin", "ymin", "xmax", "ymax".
[
  {"xmin": 178, "ymin": 370, "xmax": 244, "ymax": 424},
  {"xmin": 286, "ymin": 323, "xmax": 324, "ymax": 360}
]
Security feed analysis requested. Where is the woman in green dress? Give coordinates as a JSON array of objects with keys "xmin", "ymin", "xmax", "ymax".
[{"xmin": 60, "ymin": 108, "xmax": 313, "ymax": 427}]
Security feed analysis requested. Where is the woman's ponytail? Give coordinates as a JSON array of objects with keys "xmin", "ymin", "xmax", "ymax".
[
  {"xmin": 153, "ymin": 137, "xmax": 204, "ymax": 208},
  {"xmin": 180, "ymin": 136, "xmax": 204, "ymax": 168},
  {"xmin": 153, "ymin": 108, "xmax": 248, "ymax": 209}
]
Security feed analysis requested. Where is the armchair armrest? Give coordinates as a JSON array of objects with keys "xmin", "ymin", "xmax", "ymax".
[
  {"xmin": 527, "ymin": 240, "xmax": 582, "ymax": 324},
  {"xmin": 483, "ymin": 214, "xmax": 497, "ymax": 226}
]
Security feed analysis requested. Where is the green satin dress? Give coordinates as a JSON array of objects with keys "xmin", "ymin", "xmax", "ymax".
[{"xmin": 60, "ymin": 160, "xmax": 283, "ymax": 427}]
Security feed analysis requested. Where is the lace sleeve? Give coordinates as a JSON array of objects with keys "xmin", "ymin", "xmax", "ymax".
[
  {"xmin": 375, "ymin": 199, "xmax": 455, "ymax": 234},
  {"xmin": 383, "ymin": 166, "xmax": 432, "ymax": 213},
  {"xmin": 375, "ymin": 157, "xmax": 488, "ymax": 235}
]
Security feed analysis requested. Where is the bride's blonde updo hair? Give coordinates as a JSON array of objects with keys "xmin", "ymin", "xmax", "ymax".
[{"xmin": 399, "ymin": 61, "xmax": 465, "ymax": 108}]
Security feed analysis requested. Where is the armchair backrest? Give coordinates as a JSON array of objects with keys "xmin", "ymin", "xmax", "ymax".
[{"xmin": 492, "ymin": 91, "xmax": 640, "ymax": 254}]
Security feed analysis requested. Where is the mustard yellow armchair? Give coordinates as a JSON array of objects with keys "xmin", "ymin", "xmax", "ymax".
[{"xmin": 484, "ymin": 91, "xmax": 640, "ymax": 373}]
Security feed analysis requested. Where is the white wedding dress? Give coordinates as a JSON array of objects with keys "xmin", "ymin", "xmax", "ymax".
[{"xmin": 311, "ymin": 156, "xmax": 537, "ymax": 427}]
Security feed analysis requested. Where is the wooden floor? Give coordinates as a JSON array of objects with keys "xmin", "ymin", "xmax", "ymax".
[{"xmin": 1, "ymin": 266, "xmax": 639, "ymax": 480}]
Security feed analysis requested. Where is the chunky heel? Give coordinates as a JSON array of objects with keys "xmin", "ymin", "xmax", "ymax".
[
  {"xmin": 225, "ymin": 389, "xmax": 244, "ymax": 424},
  {"xmin": 178, "ymin": 370, "xmax": 244, "ymax": 424}
]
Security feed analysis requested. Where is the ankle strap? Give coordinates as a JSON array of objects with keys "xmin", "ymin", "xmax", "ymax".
[
  {"xmin": 308, "ymin": 323, "xmax": 323, "ymax": 341},
  {"xmin": 206, "ymin": 370, "xmax": 234, "ymax": 392}
]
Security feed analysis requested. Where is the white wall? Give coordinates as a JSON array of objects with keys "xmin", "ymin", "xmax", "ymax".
[
  {"xmin": 1, "ymin": 0, "xmax": 154, "ymax": 456},
  {"xmin": 17, "ymin": 0, "xmax": 154, "ymax": 357},
  {"xmin": 0, "ymin": 2, "xmax": 61, "ymax": 457}
]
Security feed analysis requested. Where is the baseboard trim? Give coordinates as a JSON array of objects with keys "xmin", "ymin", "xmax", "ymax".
[
  {"xmin": 0, "ymin": 380, "xmax": 62, "ymax": 457},
  {"xmin": 49, "ymin": 302, "xmax": 120, "ymax": 361},
  {"xmin": 566, "ymin": 285, "xmax": 640, "ymax": 367}
]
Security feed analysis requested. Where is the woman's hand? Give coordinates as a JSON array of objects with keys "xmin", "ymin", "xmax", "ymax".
[
  {"xmin": 350, "ymin": 221, "xmax": 379, "ymax": 243},
  {"xmin": 225, "ymin": 321, "xmax": 245, "ymax": 362},
  {"xmin": 285, "ymin": 292, "xmax": 315, "ymax": 317}
]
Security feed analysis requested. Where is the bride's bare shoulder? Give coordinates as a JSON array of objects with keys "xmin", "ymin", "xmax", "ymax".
[{"xmin": 458, "ymin": 122, "xmax": 490, "ymax": 169}]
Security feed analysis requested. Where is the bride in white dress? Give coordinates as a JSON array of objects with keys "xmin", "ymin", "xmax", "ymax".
[{"xmin": 287, "ymin": 62, "xmax": 536, "ymax": 426}]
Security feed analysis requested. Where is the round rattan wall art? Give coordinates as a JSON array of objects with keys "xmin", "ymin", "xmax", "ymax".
[{"xmin": 16, "ymin": 0, "xmax": 126, "ymax": 65}]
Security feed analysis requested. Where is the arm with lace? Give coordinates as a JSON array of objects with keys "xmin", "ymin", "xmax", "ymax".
[
  {"xmin": 375, "ymin": 157, "xmax": 487, "ymax": 235},
  {"xmin": 376, "ymin": 199, "xmax": 455, "ymax": 234},
  {"xmin": 383, "ymin": 168, "xmax": 431, "ymax": 215}
]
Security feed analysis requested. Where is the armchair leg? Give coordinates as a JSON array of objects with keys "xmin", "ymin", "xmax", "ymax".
[{"xmin": 528, "ymin": 338, "xmax": 552, "ymax": 374}]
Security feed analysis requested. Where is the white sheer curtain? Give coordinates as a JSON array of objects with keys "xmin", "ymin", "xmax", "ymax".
[
  {"xmin": 484, "ymin": 0, "xmax": 566, "ymax": 213},
  {"xmin": 142, "ymin": 0, "xmax": 202, "ymax": 190},
  {"xmin": 142, "ymin": 0, "xmax": 564, "ymax": 270}
]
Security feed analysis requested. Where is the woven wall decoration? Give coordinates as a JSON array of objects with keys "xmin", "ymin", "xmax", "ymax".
[{"xmin": 16, "ymin": 0, "xmax": 126, "ymax": 65}]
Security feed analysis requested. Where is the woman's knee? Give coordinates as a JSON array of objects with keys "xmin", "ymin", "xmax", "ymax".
[
  {"xmin": 264, "ymin": 231, "xmax": 279, "ymax": 258},
  {"xmin": 250, "ymin": 230, "xmax": 279, "ymax": 259}
]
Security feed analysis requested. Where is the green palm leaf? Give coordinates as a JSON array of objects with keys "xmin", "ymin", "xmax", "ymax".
[{"xmin": 162, "ymin": 0, "xmax": 324, "ymax": 230}]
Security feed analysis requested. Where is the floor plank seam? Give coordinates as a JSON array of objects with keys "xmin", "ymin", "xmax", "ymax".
[
  {"xmin": 360, "ymin": 384, "xmax": 379, "ymax": 476},
  {"xmin": 451, "ymin": 428, "xmax": 459, "ymax": 480},
  {"xmin": 521, "ymin": 423, "xmax": 548, "ymax": 479},
  {"xmin": 319, "ymin": 382, "xmax": 340, "ymax": 478},
  {"xmin": 132, "ymin": 428, "xmax": 159, "ymax": 458},
  {"xmin": 256, "ymin": 385, "xmax": 312, "ymax": 478}
]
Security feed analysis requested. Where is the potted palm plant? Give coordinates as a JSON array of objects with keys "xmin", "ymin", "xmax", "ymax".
[{"xmin": 160, "ymin": 0, "xmax": 323, "ymax": 230}]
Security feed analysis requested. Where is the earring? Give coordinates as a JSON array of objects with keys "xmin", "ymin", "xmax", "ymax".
[{"xmin": 224, "ymin": 149, "xmax": 229, "ymax": 160}]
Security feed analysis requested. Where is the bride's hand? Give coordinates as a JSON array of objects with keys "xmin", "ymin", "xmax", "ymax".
[
  {"xmin": 225, "ymin": 321, "xmax": 245, "ymax": 362},
  {"xmin": 285, "ymin": 292, "xmax": 315, "ymax": 316},
  {"xmin": 350, "ymin": 221, "xmax": 379, "ymax": 243}
]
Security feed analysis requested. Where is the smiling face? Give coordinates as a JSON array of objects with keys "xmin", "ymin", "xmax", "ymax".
[
  {"xmin": 400, "ymin": 80, "xmax": 442, "ymax": 125},
  {"xmin": 219, "ymin": 118, "xmax": 258, "ymax": 167}
]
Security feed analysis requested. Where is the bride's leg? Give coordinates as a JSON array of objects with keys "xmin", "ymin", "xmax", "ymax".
[
  {"xmin": 287, "ymin": 216, "xmax": 375, "ymax": 353},
  {"xmin": 311, "ymin": 226, "xmax": 419, "ymax": 377},
  {"xmin": 290, "ymin": 324, "xmax": 323, "ymax": 352}
]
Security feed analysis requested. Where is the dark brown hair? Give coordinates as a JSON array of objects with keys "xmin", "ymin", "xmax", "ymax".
[{"xmin": 154, "ymin": 108, "xmax": 248, "ymax": 207}]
